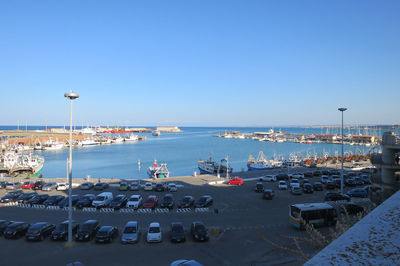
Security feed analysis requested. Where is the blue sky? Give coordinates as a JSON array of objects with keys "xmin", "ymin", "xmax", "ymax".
[{"xmin": 0, "ymin": 0, "xmax": 399, "ymax": 127}]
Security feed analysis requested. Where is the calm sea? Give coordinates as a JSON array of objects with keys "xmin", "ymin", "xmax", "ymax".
[{"xmin": 1, "ymin": 126, "xmax": 395, "ymax": 179}]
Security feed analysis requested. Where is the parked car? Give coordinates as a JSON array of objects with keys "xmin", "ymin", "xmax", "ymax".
[
  {"xmin": 333, "ymin": 178, "xmax": 341, "ymax": 188},
  {"xmin": 178, "ymin": 196, "xmax": 194, "ymax": 208},
  {"xmin": 363, "ymin": 185, "xmax": 382, "ymax": 193},
  {"xmin": 0, "ymin": 190, "xmax": 23, "ymax": 203},
  {"xmin": 360, "ymin": 175, "xmax": 371, "ymax": 184},
  {"xmin": 108, "ymin": 194, "xmax": 128, "ymax": 209},
  {"xmin": 320, "ymin": 176, "xmax": 331, "ymax": 184},
  {"xmin": 0, "ymin": 220, "xmax": 12, "ymax": 235},
  {"xmin": 147, "ymin": 222, "xmax": 162, "ymax": 243},
  {"xmin": 121, "ymin": 221, "xmax": 140, "ymax": 244},
  {"xmin": 260, "ymin": 175, "xmax": 276, "ymax": 182},
  {"xmin": 94, "ymin": 182, "xmax": 109, "ymax": 191},
  {"xmin": 56, "ymin": 183, "xmax": 69, "ymax": 191},
  {"xmin": 119, "ymin": 181, "xmax": 129, "ymax": 191},
  {"xmin": 291, "ymin": 186, "xmax": 302, "ymax": 195},
  {"xmin": 43, "ymin": 195, "xmax": 65, "ymax": 206},
  {"xmin": 346, "ymin": 188, "xmax": 368, "ymax": 198},
  {"xmin": 22, "ymin": 181, "xmax": 34, "ymax": 189},
  {"xmin": 51, "ymin": 220, "xmax": 79, "ymax": 241},
  {"xmin": 143, "ymin": 195, "xmax": 158, "ymax": 209},
  {"xmin": 26, "ymin": 222, "xmax": 56, "ymax": 241},
  {"xmin": 168, "ymin": 183, "xmax": 178, "ymax": 192},
  {"xmin": 302, "ymin": 183, "xmax": 314, "ymax": 193},
  {"xmin": 126, "ymin": 195, "xmax": 142, "ymax": 209},
  {"xmin": 144, "ymin": 182, "xmax": 153, "ymax": 191},
  {"xmin": 344, "ymin": 178, "xmax": 356, "ymax": 187},
  {"xmin": 190, "ymin": 221, "xmax": 209, "ymax": 242},
  {"xmin": 27, "ymin": 194, "xmax": 49, "ymax": 205},
  {"xmin": 291, "ymin": 173, "xmax": 304, "ymax": 179},
  {"xmin": 3, "ymin": 222, "xmax": 30, "ymax": 239},
  {"xmin": 6, "ymin": 182, "xmax": 22, "ymax": 190},
  {"xmin": 195, "ymin": 195, "xmax": 213, "ymax": 207},
  {"xmin": 171, "ymin": 260, "xmax": 203, "ymax": 266},
  {"xmin": 304, "ymin": 172, "xmax": 314, "ymax": 177},
  {"xmin": 0, "ymin": 181, "xmax": 7, "ymax": 189},
  {"xmin": 262, "ymin": 189, "xmax": 275, "ymax": 200},
  {"xmin": 313, "ymin": 182, "xmax": 324, "ymax": 191},
  {"xmin": 330, "ymin": 170, "xmax": 341, "ymax": 176},
  {"xmin": 227, "ymin": 177, "xmax": 243, "ymax": 185},
  {"xmin": 337, "ymin": 203, "xmax": 365, "ymax": 215},
  {"xmin": 75, "ymin": 194, "xmax": 95, "ymax": 209},
  {"xmin": 92, "ymin": 192, "xmax": 113, "ymax": 208},
  {"xmin": 16, "ymin": 192, "xmax": 38, "ymax": 203},
  {"xmin": 289, "ymin": 179, "xmax": 300, "ymax": 189},
  {"xmin": 170, "ymin": 222, "xmax": 185, "ymax": 243},
  {"xmin": 42, "ymin": 182, "xmax": 58, "ymax": 191},
  {"xmin": 324, "ymin": 192, "xmax": 350, "ymax": 202},
  {"xmin": 321, "ymin": 170, "xmax": 330, "ymax": 176},
  {"xmin": 95, "ymin": 226, "xmax": 119, "ymax": 243},
  {"xmin": 278, "ymin": 180, "xmax": 288, "ymax": 190},
  {"xmin": 160, "ymin": 194, "xmax": 174, "ymax": 209},
  {"xmin": 80, "ymin": 182, "xmax": 94, "ymax": 190},
  {"xmin": 254, "ymin": 182, "xmax": 264, "ymax": 192},
  {"xmin": 129, "ymin": 181, "xmax": 140, "ymax": 191},
  {"xmin": 353, "ymin": 177, "xmax": 364, "ymax": 186},
  {"xmin": 75, "ymin": 220, "xmax": 100, "ymax": 241},
  {"xmin": 325, "ymin": 181, "xmax": 336, "ymax": 190},
  {"xmin": 155, "ymin": 183, "xmax": 165, "ymax": 192},
  {"xmin": 32, "ymin": 181, "xmax": 46, "ymax": 190},
  {"xmin": 313, "ymin": 170, "xmax": 322, "ymax": 177},
  {"xmin": 300, "ymin": 179, "xmax": 310, "ymax": 187},
  {"xmin": 58, "ymin": 195, "xmax": 80, "ymax": 208},
  {"xmin": 276, "ymin": 173, "xmax": 289, "ymax": 180}
]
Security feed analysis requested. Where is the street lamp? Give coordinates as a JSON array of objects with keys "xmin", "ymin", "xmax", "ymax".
[
  {"xmin": 338, "ymin": 107, "xmax": 347, "ymax": 194},
  {"xmin": 64, "ymin": 90, "xmax": 79, "ymax": 245}
]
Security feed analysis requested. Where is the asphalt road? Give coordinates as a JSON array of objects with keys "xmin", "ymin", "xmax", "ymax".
[{"xmin": 0, "ymin": 173, "xmax": 372, "ymax": 266}]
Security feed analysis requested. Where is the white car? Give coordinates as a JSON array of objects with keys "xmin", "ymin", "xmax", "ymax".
[
  {"xmin": 126, "ymin": 195, "xmax": 142, "ymax": 209},
  {"xmin": 144, "ymin": 182, "xmax": 153, "ymax": 191},
  {"xmin": 57, "ymin": 183, "xmax": 69, "ymax": 191},
  {"xmin": 289, "ymin": 179, "xmax": 300, "ymax": 189},
  {"xmin": 291, "ymin": 173, "xmax": 304, "ymax": 179},
  {"xmin": 147, "ymin": 222, "xmax": 162, "ymax": 243},
  {"xmin": 260, "ymin": 175, "xmax": 276, "ymax": 182},
  {"xmin": 168, "ymin": 183, "xmax": 177, "ymax": 192},
  {"xmin": 278, "ymin": 180, "xmax": 288, "ymax": 190}
]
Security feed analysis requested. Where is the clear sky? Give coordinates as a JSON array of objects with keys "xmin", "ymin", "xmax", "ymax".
[{"xmin": 0, "ymin": 0, "xmax": 399, "ymax": 127}]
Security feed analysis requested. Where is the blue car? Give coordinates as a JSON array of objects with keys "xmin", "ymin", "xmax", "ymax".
[{"xmin": 346, "ymin": 188, "xmax": 368, "ymax": 198}]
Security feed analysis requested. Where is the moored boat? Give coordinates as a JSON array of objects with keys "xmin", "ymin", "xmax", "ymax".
[{"xmin": 147, "ymin": 160, "xmax": 169, "ymax": 178}]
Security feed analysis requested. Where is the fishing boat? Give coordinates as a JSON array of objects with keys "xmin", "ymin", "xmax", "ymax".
[
  {"xmin": 247, "ymin": 151, "xmax": 282, "ymax": 170},
  {"xmin": 78, "ymin": 138, "xmax": 98, "ymax": 146},
  {"xmin": 152, "ymin": 130, "xmax": 161, "ymax": 136},
  {"xmin": 198, "ymin": 155, "xmax": 233, "ymax": 175},
  {"xmin": 113, "ymin": 136, "xmax": 124, "ymax": 143},
  {"xmin": 124, "ymin": 134, "xmax": 139, "ymax": 142},
  {"xmin": 0, "ymin": 150, "xmax": 45, "ymax": 177},
  {"xmin": 43, "ymin": 138, "xmax": 64, "ymax": 150},
  {"xmin": 147, "ymin": 160, "xmax": 169, "ymax": 178}
]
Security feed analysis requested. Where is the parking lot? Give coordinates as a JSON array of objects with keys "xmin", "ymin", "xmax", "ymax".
[{"xmin": 0, "ymin": 168, "xmax": 375, "ymax": 266}]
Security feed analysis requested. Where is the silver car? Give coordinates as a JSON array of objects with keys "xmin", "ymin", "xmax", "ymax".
[
  {"xmin": 121, "ymin": 221, "xmax": 139, "ymax": 244},
  {"xmin": 42, "ymin": 182, "xmax": 58, "ymax": 191}
]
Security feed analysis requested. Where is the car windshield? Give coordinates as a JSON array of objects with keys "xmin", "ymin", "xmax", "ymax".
[
  {"xmin": 182, "ymin": 197, "xmax": 191, "ymax": 203},
  {"xmin": 56, "ymin": 224, "xmax": 68, "ymax": 231},
  {"xmin": 97, "ymin": 230, "xmax": 109, "ymax": 236},
  {"xmin": 23, "ymin": 182, "xmax": 30, "ymax": 185},
  {"xmin": 195, "ymin": 225, "xmax": 206, "ymax": 233},
  {"xmin": 146, "ymin": 198, "xmax": 155, "ymax": 203},
  {"xmin": 164, "ymin": 196, "xmax": 172, "ymax": 202},
  {"xmin": 95, "ymin": 196, "xmax": 105, "ymax": 201},
  {"xmin": 123, "ymin": 226, "xmax": 136, "ymax": 233},
  {"xmin": 149, "ymin": 227, "xmax": 160, "ymax": 233},
  {"xmin": 172, "ymin": 225, "xmax": 183, "ymax": 233},
  {"xmin": 81, "ymin": 224, "xmax": 95, "ymax": 231},
  {"xmin": 130, "ymin": 197, "xmax": 139, "ymax": 201},
  {"xmin": 28, "ymin": 228, "xmax": 41, "ymax": 234},
  {"xmin": 114, "ymin": 196, "xmax": 124, "ymax": 201},
  {"xmin": 198, "ymin": 197, "xmax": 207, "ymax": 202}
]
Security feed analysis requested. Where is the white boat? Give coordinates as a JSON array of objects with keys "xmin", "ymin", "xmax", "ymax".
[
  {"xmin": 113, "ymin": 136, "xmax": 124, "ymax": 143},
  {"xmin": 43, "ymin": 138, "xmax": 64, "ymax": 150},
  {"xmin": 124, "ymin": 134, "xmax": 138, "ymax": 142},
  {"xmin": 79, "ymin": 138, "xmax": 98, "ymax": 146},
  {"xmin": 152, "ymin": 130, "xmax": 161, "ymax": 136},
  {"xmin": 247, "ymin": 151, "xmax": 282, "ymax": 170},
  {"xmin": 0, "ymin": 151, "xmax": 44, "ymax": 177}
]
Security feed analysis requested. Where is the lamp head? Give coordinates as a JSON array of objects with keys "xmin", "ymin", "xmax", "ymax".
[
  {"xmin": 338, "ymin": 107, "xmax": 347, "ymax": 112},
  {"xmin": 64, "ymin": 90, "xmax": 79, "ymax": 100}
]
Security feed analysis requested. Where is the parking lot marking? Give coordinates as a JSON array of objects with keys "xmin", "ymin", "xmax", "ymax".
[
  {"xmin": 195, "ymin": 207, "xmax": 209, "ymax": 212},
  {"xmin": 100, "ymin": 208, "xmax": 115, "ymax": 213},
  {"xmin": 154, "ymin": 208, "xmax": 169, "ymax": 213},
  {"xmin": 176, "ymin": 208, "xmax": 192, "ymax": 213},
  {"xmin": 46, "ymin": 206, "xmax": 60, "ymax": 210},
  {"xmin": 82, "ymin": 207, "xmax": 97, "ymax": 212}
]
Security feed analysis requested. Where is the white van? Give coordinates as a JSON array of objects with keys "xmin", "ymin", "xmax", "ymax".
[{"xmin": 92, "ymin": 192, "xmax": 113, "ymax": 208}]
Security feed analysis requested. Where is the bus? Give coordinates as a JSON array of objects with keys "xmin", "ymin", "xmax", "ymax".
[{"xmin": 289, "ymin": 203, "xmax": 338, "ymax": 229}]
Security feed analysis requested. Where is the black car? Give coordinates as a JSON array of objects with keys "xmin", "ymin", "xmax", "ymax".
[
  {"xmin": 94, "ymin": 182, "xmax": 109, "ymax": 191},
  {"xmin": 363, "ymin": 185, "xmax": 382, "ymax": 193},
  {"xmin": 75, "ymin": 220, "xmax": 100, "ymax": 241},
  {"xmin": 75, "ymin": 194, "xmax": 95, "ymax": 209},
  {"xmin": 0, "ymin": 190, "xmax": 23, "ymax": 203},
  {"xmin": 302, "ymin": 183, "xmax": 314, "ymax": 193},
  {"xmin": 58, "ymin": 195, "xmax": 80, "ymax": 208},
  {"xmin": 108, "ymin": 194, "xmax": 127, "ymax": 209},
  {"xmin": 0, "ymin": 181, "xmax": 7, "ymax": 189},
  {"xmin": 337, "ymin": 203, "xmax": 365, "ymax": 215},
  {"xmin": 303, "ymin": 172, "xmax": 314, "ymax": 178},
  {"xmin": 16, "ymin": 192, "xmax": 38, "ymax": 203},
  {"xmin": 43, "ymin": 195, "xmax": 65, "ymax": 206},
  {"xmin": 160, "ymin": 194, "xmax": 175, "ymax": 209},
  {"xmin": 51, "ymin": 220, "xmax": 79, "ymax": 241},
  {"xmin": 26, "ymin": 194, "xmax": 49, "ymax": 205},
  {"xmin": 32, "ymin": 181, "xmax": 46, "ymax": 190},
  {"xmin": 313, "ymin": 170, "xmax": 322, "ymax": 177},
  {"xmin": 324, "ymin": 192, "xmax": 350, "ymax": 202},
  {"xmin": 330, "ymin": 170, "xmax": 341, "ymax": 176},
  {"xmin": 344, "ymin": 178, "xmax": 356, "ymax": 187},
  {"xmin": 95, "ymin": 226, "xmax": 119, "ymax": 243},
  {"xmin": 195, "ymin": 195, "xmax": 213, "ymax": 207},
  {"xmin": 325, "ymin": 181, "xmax": 336, "ymax": 190},
  {"xmin": 353, "ymin": 177, "xmax": 364, "ymax": 186},
  {"xmin": 276, "ymin": 173, "xmax": 289, "ymax": 180},
  {"xmin": 360, "ymin": 175, "xmax": 371, "ymax": 184},
  {"xmin": 170, "ymin": 222, "xmax": 185, "ymax": 243},
  {"xmin": 300, "ymin": 179, "xmax": 310, "ymax": 187},
  {"xmin": 262, "ymin": 189, "xmax": 275, "ymax": 200},
  {"xmin": 333, "ymin": 178, "xmax": 341, "ymax": 188},
  {"xmin": 254, "ymin": 182, "xmax": 264, "ymax": 193},
  {"xmin": 321, "ymin": 170, "xmax": 330, "ymax": 176},
  {"xmin": 3, "ymin": 222, "xmax": 30, "ymax": 239},
  {"xmin": 178, "ymin": 196, "xmax": 195, "ymax": 208},
  {"xmin": 313, "ymin": 182, "xmax": 324, "ymax": 191},
  {"xmin": 0, "ymin": 220, "xmax": 12, "ymax": 235},
  {"xmin": 25, "ymin": 222, "xmax": 56, "ymax": 241},
  {"xmin": 154, "ymin": 183, "xmax": 165, "ymax": 192},
  {"xmin": 190, "ymin": 221, "xmax": 209, "ymax": 242}
]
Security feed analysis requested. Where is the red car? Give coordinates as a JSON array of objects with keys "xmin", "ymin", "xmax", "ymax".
[
  {"xmin": 22, "ymin": 181, "xmax": 34, "ymax": 189},
  {"xmin": 143, "ymin": 195, "xmax": 158, "ymax": 209},
  {"xmin": 227, "ymin": 177, "xmax": 243, "ymax": 186}
]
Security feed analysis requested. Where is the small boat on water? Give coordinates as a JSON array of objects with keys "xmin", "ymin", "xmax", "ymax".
[
  {"xmin": 147, "ymin": 160, "xmax": 169, "ymax": 178},
  {"xmin": 113, "ymin": 136, "xmax": 124, "ymax": 143},
  {"xmin": 198, "ymin": 155, "xmax": 233, "ymax": 175},
  {"xmin": 124, "ymin": 134, "xmax": 139, "ymax": 142},
  {"xmin": 79, "ymin": 138, "xmax": 98, "ymax": 146},
  {"xmin": 247, "ymin": 151, "xmax": 282, "ymax": 171},
  {"xmin": 152, "ymin": 130, "xmax": 161, "ymax": 136}
]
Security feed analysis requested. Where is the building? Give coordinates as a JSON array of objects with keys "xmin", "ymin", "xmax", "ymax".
[{"xmin": 155, "ymin": 126, "xmax": 182, "ymax": 132}]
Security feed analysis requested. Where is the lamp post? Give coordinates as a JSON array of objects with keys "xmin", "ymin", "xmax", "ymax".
[
  {"xmin": 64, "ymin": 90, "xmax": 79, "ymax": 244},
  {"xmin": 338, "ymin": 107, "xmax": 347, "ymax": 194}
]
